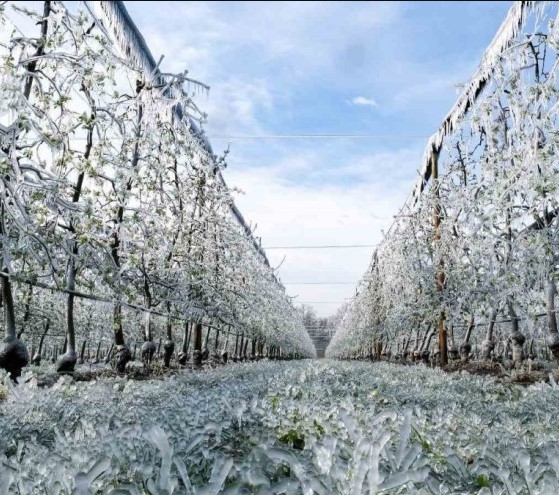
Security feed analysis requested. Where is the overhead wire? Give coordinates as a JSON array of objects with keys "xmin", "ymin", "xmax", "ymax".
[
  {"xmin": 208, "ymin": 133, "xmax": 431, "ymax": 140},
  {"xmin": 282, "ymin": 282, "xmax": 355, "ymax": 285},
  {"xmin": 65, "ymin": 133, "xmax": 430, "ymax": 141},
  {"xmin": 265, "ymin": 244, "xmax": 378, "ymax": 250},
  {"xmin": 295, "ymin": 301, "xmax": 348, "ymax": 304}
]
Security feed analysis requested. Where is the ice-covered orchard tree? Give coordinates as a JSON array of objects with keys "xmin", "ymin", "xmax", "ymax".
[
  {"xmin": 78, "ymin": 25, "xmax": 315, "ymax": 362},
  {"xmin": 327, "ymin": 2, "xmax": 559, "ymax": 364},
  {"xmin": 0, "ymin": 1, "xmax": 144, "ymax": 375},
  {"xmin": 36, "ymin": 3, "xmax": 131, "ymax": 373},
  {"xmin": 326, "ymin": 204, "xmax": 440, "ymax": 361},
  {"xmin": 0, "ymin": 2, "xmax": 107, "ymax": 377},
  {"xmin": 212, "ymin": 215, "xmax": 316, "ymax": 358},
  {"xmin": 0, "ymin": 0, "xmax": 316, "ymax": 374},
  {"xmin": 436, "ymin": 20, "xmax": 559, "ymax": 363}
]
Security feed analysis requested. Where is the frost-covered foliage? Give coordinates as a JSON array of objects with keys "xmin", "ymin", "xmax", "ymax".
[
  {"xmin": 0, "ymin": 0, "xmax": 314, "ymax": 371},
  {"xmin": 1, "ymin": 360, "xmax": 559, "ymax": 493},
  {"xmin": 328, "ymin": 2, "xmax": 559, "ymax": 362}
]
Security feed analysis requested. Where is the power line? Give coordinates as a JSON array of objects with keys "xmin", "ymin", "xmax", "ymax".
[
  {"xmin": 65, "ymin": 133, "xmax": 431, "ymax": 141},
  {"xmin": 208, "ymin": 133, "xmax": 431, "ymax": 140},
  {"xmin": 265, "ymin": 244, "xmax": 378, "ymax": 250},
  {"xmin": 283, "ymin": 282, "xmax": 355, "ymax": 285},
  {"xmin": 296, "ymin": 301, "xmax": 346, "ymax": 304}
]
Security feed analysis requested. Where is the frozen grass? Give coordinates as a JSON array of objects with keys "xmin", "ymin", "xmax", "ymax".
[{"xmin": 1, "ymin": 360, "xmax": 559, "ymax": 493}]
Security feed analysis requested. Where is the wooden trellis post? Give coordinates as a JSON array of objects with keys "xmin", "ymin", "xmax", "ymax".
[{"xmin": 432, "ymin": 147, "xmax": 447, "ymax": 366}]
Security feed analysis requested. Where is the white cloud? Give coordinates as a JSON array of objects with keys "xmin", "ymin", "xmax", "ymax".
[
  {"xmin": 125, "ymin": 1, "xmax": 404, "ymax": 88},
  {"xmin": 224, "ymin": 147, "xmax": 418, "ymax": 316},
  {"xmin": 202, "ymin": 78, "xmax": 274, "ymax": 134},
  {"xmin": 350, "ymin": 96, "xmax": 378, "ymax": 108}
]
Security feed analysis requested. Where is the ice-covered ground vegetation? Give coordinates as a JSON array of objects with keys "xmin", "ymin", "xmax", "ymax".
[{"xmin": 1, "ymin": 360, "xmax": 559, "ymax": 494}]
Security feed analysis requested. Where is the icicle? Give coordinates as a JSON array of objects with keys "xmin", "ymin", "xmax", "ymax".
[
  {"xmin": 411, "ymin": 1, "xmax": 536, "ymax": 206},
  {"xmin": 89, "ymin": 1, "xmax": 155, "ymax": 71}
]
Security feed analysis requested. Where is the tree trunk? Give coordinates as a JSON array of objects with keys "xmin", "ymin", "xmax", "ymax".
[
  {"xmin": 460, "ymin": 315, "xmax": 474, "ymax": 362},
  {"xmin": 163, "ymin": 308, "xmax": 174, "ymax": 368},
  {"xmin": 233, "ymin": 332, "xmax": 240, "ymax": 362},
  {"xmin": 508, "ymin": 298, "xmax": 525, "ymax": 366},
  {"xmin": 239, "ymin": 333, "xmax": 245, "ymax": 361},
  {"xmin": 78, "ymin": 340, "xmax": 87, "ymax": 365},
  {"xmin": 481, "ymin": 306, "xmax": 498, "ymax": 360},
  {"xmin": 144, "ymin": 310, "xmax": 151, "ymax": 343},
  {"xmin": 546, "ymin": 278, "xmax": 559, "ymax": 361},
  {"xmin": 94, "ymin": 341, "xmax": 102, "ymax": 364},
  {"xmin": 0, "ymin": 234, "xmax": 28, "ymax": 380},
  {"xmin": 113, "ymin": 305, "xmax": 132, "ymax": 372},
  {"xmin": 413, "ymin": 326, "xmax": 421, "ymax": 353},
  {"xmin": 528, "ymin": 338, "xmax": 535, "ymax": 360},
  {"xmin": 57, "ymin": 265, "xmax": 78, "ymax": 373},
  {"xmin": 193, "ymin": 322, "xmax": 203, "ymax": 366},
  {"xmin": 448, "ymin": 326, "xmax": 459, "ymax": 360},
  {"xmin": 140, "ymin": 276, "xmax": 156, "ymax": 368},
  {"xmin": 419, "ymin": 325, "xmax": 432, "ymax": 351},
  {"xmin": 113, "ymin": 304, "xmax": 125, "ymax": 347},
  {"xmin": 221, "ymin": 326, "xmax": 230, "ymax": 363},
  {"xmin": 109, "ymin": 81, "xmax": 145, "ymax": 372},
  {"xmin": 214, "ymin": 327, "xmax": 221, "ymax": 353},
  {"xmin": 401, "ymin": 336, "xmax": 410, "ymax": 360},
  {"xmin": 32, "ymin": 318, "xmax": 50, "ymax": 366},
  {"xmin": 141, "ymin": 314, "xmax": 156, "ymax": 366},
  {"xmin": 17, "ymin": 285, "xmax": 33, "ymax": 339},
  {"xmin": 420, "ymin": 328, "xmax": 435, "ymax": 364},
  {"xmin": 178, "ymin": 321, "xmax": 190, "ymax": 365},
  {"xmin": 201, "ymin": 326, "xmax": 210, "ymax": 361},
  {"xmin": 185, "ymin": 322, "xmax": 192, "ymax": 352},
  {"xmin": 23, "ymin": 1, "xmax": 51, "ymax": 99},
  {"xmin": 104, "ymin": 343, "xmax": 114, "ymax": 364}
]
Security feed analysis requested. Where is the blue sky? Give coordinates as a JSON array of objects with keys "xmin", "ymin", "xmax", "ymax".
[{"xmin": 125, "ymin": 1, "xmax": 513, "ymax": 317}]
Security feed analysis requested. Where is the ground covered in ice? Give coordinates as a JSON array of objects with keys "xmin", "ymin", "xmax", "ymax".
[{"xmin": 1, "ymin": 360, "xmax": 559, "ymax": 494}]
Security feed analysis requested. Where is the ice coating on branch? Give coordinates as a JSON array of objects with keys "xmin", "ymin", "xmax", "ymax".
[
  {"xmin": 88, "ymin": 0, "xmax": 272, "ymax": 268},
  {"xmin": 412, "ymin": 1, "xmax": 532, "ymax": 203}
]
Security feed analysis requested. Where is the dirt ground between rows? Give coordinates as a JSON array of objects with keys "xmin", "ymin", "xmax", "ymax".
[{"xmin": 20, "ymin": 357, "xmax": 559, "ymax": 389}]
